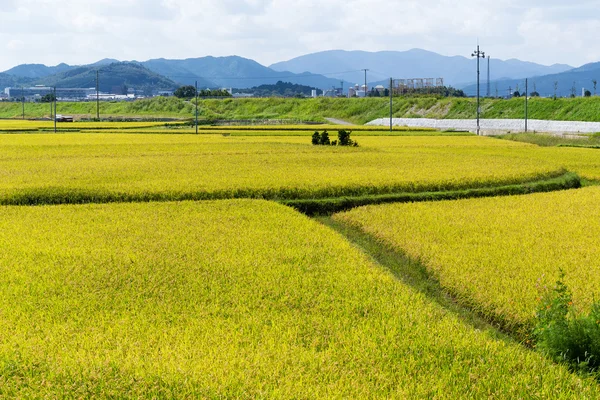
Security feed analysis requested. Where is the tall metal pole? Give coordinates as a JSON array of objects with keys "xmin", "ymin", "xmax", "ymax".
[
  {"xmin": 471, "ymin": 45, "xmax": 486, "ymax": 136},
  {"xmin": 487, "ymin": 56, "xmax": 491, "ymax": 97},
  {"xmin": 525, "ymin": 78, "xmax": 528, "ymax": 133},
  {"xmin": 389, "ymin": 77, "xmax": 393, "ymax": 132},
  {"xmin": 96, "ymin": 70, "xmax": 100, "ymax": 120},
  {"xmin": 195, "ymin": 80, "xmax": 199, "ymax": 135},
  {"xmin": 54, "ymin": 87, "xmax": 57, "ymax": 133},
  {"xmin": 21, "ymin": 87, "xmax": 25, "ymax": 120}
]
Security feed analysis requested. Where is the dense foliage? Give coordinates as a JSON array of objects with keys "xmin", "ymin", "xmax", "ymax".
[
  {"xmin": 236, "ymin": 80, "xmax": 322, "ymax": 97},
  {"xmin": 535, "ymin": 273, "xmax": 600, "ymax": 374}
]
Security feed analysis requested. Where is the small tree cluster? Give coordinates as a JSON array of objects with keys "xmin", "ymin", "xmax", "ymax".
[
  {"xmin": 174, "ymin": 86, "xmax": 232, "ymax": 99},
  {"xmin": 312, "ymin": 130, "xmax": 358, "ymax": 147}
]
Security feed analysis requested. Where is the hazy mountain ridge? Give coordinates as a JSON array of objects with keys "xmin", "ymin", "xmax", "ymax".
[
  {"xmin": 463, "ymin": 62, "xmax": 600, "ymax": 97},
  {"xmin": 140, "ymin": 55, "xmax": 349, "ymax": 89},
  {"xmin": 3, "ymin": 63, "xmax": 75, "ymax": 79},
  {"xmin": 1, "ymin": 49, "xmax": 591, "ymax": 96},
  {"xmin": 270, "ymin": 49, "xmax": 574, "ymax": 87}
]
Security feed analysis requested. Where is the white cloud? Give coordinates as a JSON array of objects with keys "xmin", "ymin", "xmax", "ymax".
[{"xmin": 0, "ymin": 0, "xmax": 599, "ymax": 71}]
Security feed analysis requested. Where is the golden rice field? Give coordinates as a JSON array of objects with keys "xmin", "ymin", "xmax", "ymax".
[
  {"xmin": 334, "ymin": 186, "xmax": 600, "ymax": 331},
  {"xmin": 0, "ymin": 120, "xmax": 433, "ymax": 132},
  {"xmin": 0, "ymin": 120, "xmax": 181, "ymax": 131},
  {"xmin": 1, "ymin": 200, "xmax": 597, "ymax": 398},
  {"xmin": 0, "ymin": 134, "xmax": 565, "ymax": 205}
]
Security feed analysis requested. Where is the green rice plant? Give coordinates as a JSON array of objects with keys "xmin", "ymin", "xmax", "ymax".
[{"xmin": 0, "ymin": 200, "xmax": 597, "ymax": 397}]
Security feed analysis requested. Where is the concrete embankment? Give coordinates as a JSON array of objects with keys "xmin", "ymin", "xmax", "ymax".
[{"xmin": 367, "ymin": 118, "xmax": 600, "ymax": 135}]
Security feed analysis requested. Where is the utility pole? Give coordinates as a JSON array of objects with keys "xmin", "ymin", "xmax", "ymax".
[
  {"xmin": 362, "ymin": 69, "xmax": 369, "ymax": 97},
  {"xmin": 525, "ymin": 79, "xmax": 528, "ymax": 133},
  {"xmin": 471, "ymin": 45, "xmax": 486, "ymax": 135},
  {"xmin": 54, "ymin": 87, "xmax": 57, "ymax": 133},
  {"xmin": 487, "ymin": 56, "xmax": 491, "ymax": 97},
  {"xmin": 96, "ymin": 70, "xmax": 100, "ymax": 120},
  {"xmin": 21, "ymin": 87, "xmax": 25, "ymax": 120},
  {"xmin": 195, "ymin": 80, "xmax": 199, "ymax": 135},
  {"xmin": 389, "ymin": 77, "xmax": 393, "ymax": 132}
]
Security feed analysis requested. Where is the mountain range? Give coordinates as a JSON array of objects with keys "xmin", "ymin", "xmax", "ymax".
[
  {"xmin": 270, "ymin": 49, "xmax": 573, "ymax": 88},
  {"xmin": 2, "ymin": 49, "xmax": 598, "ymax": 98},
  {"xmin": 462, "ymin": 62, "xmax": 600, "ymax": 97}
]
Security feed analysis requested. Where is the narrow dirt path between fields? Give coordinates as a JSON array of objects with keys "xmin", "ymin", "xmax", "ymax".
[{"xmin": 325, "ymin": 118, "xmax": 354, "ymax": 125}]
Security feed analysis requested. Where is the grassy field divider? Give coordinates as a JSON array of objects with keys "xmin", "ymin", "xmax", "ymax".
[
  {"xmin": 318, "ymin": 216, "xmax": 528, "ymax": 343},
  {"xmin": 282, "ymin": 171, "xmax": 581, "ymax": 216}
]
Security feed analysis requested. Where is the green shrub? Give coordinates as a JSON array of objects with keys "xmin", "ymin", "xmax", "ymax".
[
  {"xmin": 320, "ymin": 130, "xmax": 330, "ymax": 145},
  {"xmin": 534, "ymin": 271, "xmax": 600, "ymax": 374},
  {"xmin": 311, "ymin": 131, "xmax": 320, "ymax": 145}
]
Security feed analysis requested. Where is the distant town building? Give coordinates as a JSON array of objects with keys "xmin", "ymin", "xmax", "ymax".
[{"xmin": 5, "ymin": 86, "xmax": 97, "ymax": 101}]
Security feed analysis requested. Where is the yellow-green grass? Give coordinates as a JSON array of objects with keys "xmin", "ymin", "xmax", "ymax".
[
  {"xmin": 81, "ymin": 128, "xmax": 467, "ymax": 136},
  {"xmin": 0, "ymin": 134, "xmax": 563, "ymax": 205},
  {"xmin": 0, "ymin": 200, "xmax": 597, "ymax": 397},
  {"xmin": 334, "ymin": 186, "xmax": 600, "ymax": 332},
  {"xmin": 532, "ymin": 146, "xmax": 600, "ymax": 181},
  {"xmin": 0, "ymin": 120, "xmax": 183, "ymax": 132},
  {"xmin": 167, "ymin": 124, "xmax": 436, "ymax": 132},
  {"xmin": 0, "ymin": 120, "xmax": 441, "ymax": 135}
]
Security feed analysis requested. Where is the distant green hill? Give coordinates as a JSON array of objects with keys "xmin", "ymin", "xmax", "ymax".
[
  {"xmin": 38, "ymin": 62, "xmax": 179, "ymax": 93},
  {"xmin": 3, "ymin": 63, "xmax": 74, "ymax": 79},
  {"xmin": 0, "ymin": 73, "xmax": 34, "ymax": 90}
]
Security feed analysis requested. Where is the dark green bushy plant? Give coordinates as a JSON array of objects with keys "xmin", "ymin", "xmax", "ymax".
[
  {"xmin": 534, "ymin": 271, "xmax": 600, "ymax": 374},
  {"xmin": 312, "ymin": 131, "xmax": 320, "ymax": 145},
  {"xmin": 311, "ymin": 130, "xmax": 358, "ymax": 147},
  {"xmin": 320, "ymin": 130, "xmax": 330, "ymax": 145}
]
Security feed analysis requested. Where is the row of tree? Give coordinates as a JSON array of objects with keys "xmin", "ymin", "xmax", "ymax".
[{"xmin": 174, "ymin": 86, "xmax": 232, "ymax": 99}]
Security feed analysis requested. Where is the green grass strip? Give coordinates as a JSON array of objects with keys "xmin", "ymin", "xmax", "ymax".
[
  {"xmin": 282, "ymin": 171, "xmax": 581, "ymax": 216},
  {"xmin": 318, "ymin": 216, "xmax": 524, "ymax": 342}
]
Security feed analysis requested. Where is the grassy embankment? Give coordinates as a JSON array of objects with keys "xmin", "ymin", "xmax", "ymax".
[{"xmin": 3, "ymin": 96, "xmax": 600, "ymax": 124}]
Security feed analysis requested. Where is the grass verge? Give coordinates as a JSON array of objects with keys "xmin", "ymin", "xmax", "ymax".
[
  {"xmin": 283, "ymin": 171, "xmax": 581, "ymax": 216},
  {"xmin": 317, "ymin": 216, "xmax": 523, "ymax": 341}
]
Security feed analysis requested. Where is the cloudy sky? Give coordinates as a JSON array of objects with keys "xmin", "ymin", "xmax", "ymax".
[{"xmin": 1, "ymin": 0, "xmax": 599, "ymax": 71}]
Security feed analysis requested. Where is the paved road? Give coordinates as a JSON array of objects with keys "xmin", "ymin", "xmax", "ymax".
[{"xmin": 325, "ymin": 118, "xmax": 354, "ymax": 126}]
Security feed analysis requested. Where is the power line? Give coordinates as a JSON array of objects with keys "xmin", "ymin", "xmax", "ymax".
[{"xmin": 471, "ymin": 45, "xmax": 486, "ymax": 136}]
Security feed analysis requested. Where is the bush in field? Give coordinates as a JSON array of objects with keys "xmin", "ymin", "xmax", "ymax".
[
  {"xmin": 320, "ymin": 130, "xmax": 331, "ymax": 145},
  {"xmin": 338, "ymin": 130, "xmax": 358, "ymax": 147},
  {"xmin": 311, "ymin": 130, "xmax": 358, "ymax": 147},
  {"xmin": 534, "ymin": 271, "xmax": 600, "ymax": 374},
  {"xmin": 312, "ymin": 131, "xmax": 320, "ymax": 145}
]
